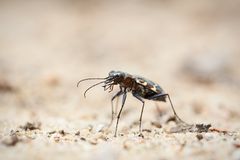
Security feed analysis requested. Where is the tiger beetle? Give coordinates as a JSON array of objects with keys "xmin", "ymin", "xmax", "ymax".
[{"xmin": 77, "ymin": 70, "xmax": 187, "ymax": 137}]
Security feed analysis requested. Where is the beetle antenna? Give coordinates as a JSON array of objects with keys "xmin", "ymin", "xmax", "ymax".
[
  {"xmin": 83, "ymin": 81, "xmax": 107, "ymax": 98},
  {"xmin": 77, "ymin": 77, "xmax": 107, "ymax": 87}
]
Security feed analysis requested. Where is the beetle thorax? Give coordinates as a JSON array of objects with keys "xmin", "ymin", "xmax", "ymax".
[{"xmin": 108, "ymin": 71, "xmax": 135, "ymax": 89}]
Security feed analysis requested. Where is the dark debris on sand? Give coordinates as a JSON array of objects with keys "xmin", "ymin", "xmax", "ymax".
[
  {"xmin": 169, "ymin": 123, "xmax": 211, "ymax": 133},
  {"xmin": 19, "ymin": 122, "xmax": 41, "ymax": 131}
]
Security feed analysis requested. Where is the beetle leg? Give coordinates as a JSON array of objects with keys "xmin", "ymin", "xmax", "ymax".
[
  {"xmin": 108, "ymin": 88, "xmax": 123, "ymax": 127},
  {"xmin": 108, "ymin": 85, "xmax": 114, "ymax": 92},
  {"xmin": 133, "ymin": 93, "xmax": 145, "ymax": 136},
  {"xmin": 114, "ymin": 89, "xmax": 127, "ymax": 137},
  {"xmin": 149, "ymin": 93, "xmax": 188, "ymax": 125}
]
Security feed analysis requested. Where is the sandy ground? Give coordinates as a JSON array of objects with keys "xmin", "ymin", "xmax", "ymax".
[{"xmin": 0, "ymin": 1, "xmax": 240, "ymax": 160}]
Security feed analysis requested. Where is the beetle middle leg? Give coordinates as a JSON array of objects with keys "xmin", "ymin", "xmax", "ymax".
[{"xmin": 132, "ymin": 93, "xmax": 145, "ymax": 135}]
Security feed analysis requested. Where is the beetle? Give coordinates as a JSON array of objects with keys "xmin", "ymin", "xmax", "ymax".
[{"xmin": 77, "ymin": 70, "xmax": 186, "ymax": 137}]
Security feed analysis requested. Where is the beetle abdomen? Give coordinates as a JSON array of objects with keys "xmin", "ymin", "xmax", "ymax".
[{"xmin": 133, "ymin": 76, "xmax": 166, "ymax": 102}]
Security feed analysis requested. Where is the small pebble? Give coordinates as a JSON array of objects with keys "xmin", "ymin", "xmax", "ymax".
[
  {"xmin": 95, "ymin": 124, "xmax": 106, "ymax": 133},
  {"xmin": 88, "ymin": 138, "xmax": 98, "ymax": 145},
  {"xmin": 151, "ymin": 121, "xmax": 162, "ymax": 128},
  {"xmin": 196, "ymin": 134, "xmax": 203, "ymax": 140},
  {"xmin": 58, "ymin": 130, "xmax": 66, "ymax": 136},
  {"xmin": 80, "ymin": 137, "xmax": 86, "ymax": 141},
  {"xmin": 75, "ymin": 131, "xmax": 80, "ymax": 136},
  {"xmin": 234, "ymin": 143, "xmax": 240, "ymax": 148},
  {"xmin": 2, "ymin": 135, "xmax": 20, "ymax": 146}
]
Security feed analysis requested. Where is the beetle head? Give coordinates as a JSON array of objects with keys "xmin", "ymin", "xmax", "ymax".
[{"xmin": 108, "ymin": 70, "xmax": 125, "ymax": 83}]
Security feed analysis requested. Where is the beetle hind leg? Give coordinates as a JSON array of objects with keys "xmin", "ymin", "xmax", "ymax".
[{"xmin": 149, "ymin": 93, "xmax": 189, "ymax": 125}]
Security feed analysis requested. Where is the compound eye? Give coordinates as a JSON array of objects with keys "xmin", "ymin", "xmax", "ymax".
[{"xmin": 109, "ymin": 70, "xmax": 115, "ymax": 76}]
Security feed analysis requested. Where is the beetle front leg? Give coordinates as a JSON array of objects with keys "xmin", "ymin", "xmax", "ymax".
[
  {"xmin": 108, "ymin": 88, "xmax": 123, "ymax": 127},
  {"xmin": 114, "ymin": 89, "xmax": 127, "ymax": 137}
]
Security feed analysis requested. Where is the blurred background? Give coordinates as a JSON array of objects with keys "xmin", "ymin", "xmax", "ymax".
[{"xmin": 0, "ymin": 0, "xmax": 240, "ymax": 159}]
